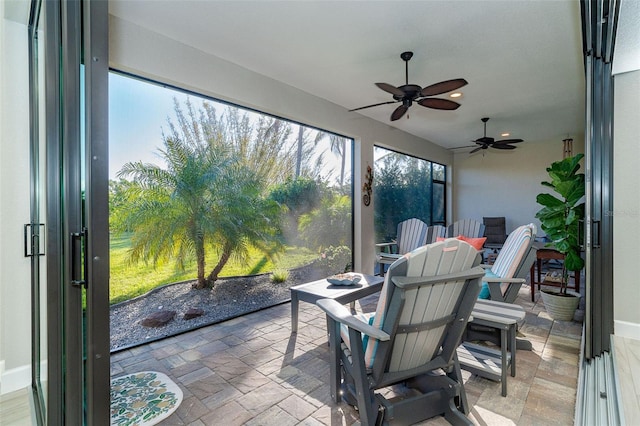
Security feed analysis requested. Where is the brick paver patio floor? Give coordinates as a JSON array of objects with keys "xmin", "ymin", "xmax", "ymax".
[{"xmin": 111, "ymin": 282, "xmax": 581, "ymax": 425}]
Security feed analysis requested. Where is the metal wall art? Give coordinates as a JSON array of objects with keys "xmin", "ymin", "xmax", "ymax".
[{"xmin": 362, "ymin": 164, "xmax": 373, "ymax": 206}]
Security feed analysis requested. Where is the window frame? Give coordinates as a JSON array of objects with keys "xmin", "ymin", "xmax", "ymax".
[{"xmin": 372, "ymin": 145, "xmax": 447, "ymax": 239}]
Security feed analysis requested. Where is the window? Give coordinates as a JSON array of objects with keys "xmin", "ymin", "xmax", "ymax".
[
  {"xmin": 373, "ymin": 146, "xmax": 446, "ymax": 241},
  {"xmin": 109, "ymin": 71, "xmax": 354, "ymax": 300}
]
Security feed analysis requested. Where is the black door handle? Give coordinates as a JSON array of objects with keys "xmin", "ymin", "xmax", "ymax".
[{"xmin": 71, "ymin": 228, "xmax": 87, "ymax": 288}]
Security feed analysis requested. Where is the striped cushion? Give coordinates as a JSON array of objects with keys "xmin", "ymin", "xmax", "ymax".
[
  {"xmin": 490, "ymin": 223, "xmax": 535, "ymax": 293},
  {"xmin": 362, "ymin": 268, "xmax": 397, "ymax": 367}
]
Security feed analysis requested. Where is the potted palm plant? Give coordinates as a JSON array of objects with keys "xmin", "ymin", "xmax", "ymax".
[{"xmin": 535, "ymin": 153, "xmax": 585, "ymax": 321}]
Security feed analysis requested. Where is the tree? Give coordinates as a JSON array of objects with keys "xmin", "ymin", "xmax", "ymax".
[
  {"xmin": 329, "ymin": 134, "xmax": 347, "ymax": 188},
  {"xmin": 373, "ymin": 151, "xmax": 433, "ymax": 241},
  {"xmin": 109, "ymin": 178, "xmax": 137, "ymax": 231},
  {"xmin": 116, "ymin": 122, "xmax": 282, "ymax": 289},
  {"xmin": 317, "ymin": 132, "xmax": 349, "ymax": 188},
  {"xmin": 269, "ymin": 177, "xmax": 322, "ymax": 245},
  {"xmin": 295, "ymin": 125, "xmax": 328, "ymax": 179},
  {"xmin": 298, "ymin": 192, "xmax": 352, "ymax": 251}
]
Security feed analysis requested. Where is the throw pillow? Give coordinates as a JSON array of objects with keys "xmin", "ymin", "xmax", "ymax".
[
  {"xmin": 457, "ymin": 235, "xmax": 487, "ymax": 251},
  {"xmin": 478, "ymin": 269, "xmax": 501, "ymax": 299}
]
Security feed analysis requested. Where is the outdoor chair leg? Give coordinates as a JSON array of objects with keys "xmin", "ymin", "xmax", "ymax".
[
  {"xmin": 447, "ymin": 354, "xmax": 469, "ymax": 415},
  {"xmin": 327, "ymin": 318, "xmax": 342, "ymax": 403},
  {"xmin": 348, "ymin": 328, "xmax": 378, "ymax": 425}
]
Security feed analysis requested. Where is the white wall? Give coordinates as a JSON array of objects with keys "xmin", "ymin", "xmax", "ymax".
[
  {"xmin": 613, "ymin": 69, "xmax": 640, "ymax": 340},
  {"xmin": 108, "ymin": 16, "xmax": 454, "ymax": 275},
  {"xmin": 453, "ymin": 136, "xmax": 585, "ymax": 235},
  {"xmin": 0, "ymin": 17, "xmax": 32, "ymax": 393},
  {"xmin": 612, "ymin": 0, "xmax": 640, "ymax": 340}
]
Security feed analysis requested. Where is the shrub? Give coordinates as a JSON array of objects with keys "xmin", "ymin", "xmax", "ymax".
[
  {"xmin": 298, "ymin": 194, "xmax": 351, "ymax": 250},
  {"xmin": 271, "ymin": 269, "xmax": 289, "ymax": 283},
  {"xmin": 317, "ymin": 245, "xmax": 352, "ymax": 275}
]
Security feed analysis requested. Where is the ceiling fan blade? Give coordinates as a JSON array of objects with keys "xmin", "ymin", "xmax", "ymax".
[
  {"xmin": 349, "ymin": 100, "xmax": 398, "ymax": 112},
  {"xmin": 420, "ymin": 78, "xmax": 468, "ymax": 97},
  {"xmin": 470, "ymin": 146, "xmax": 484, "ymax": 154},
  {"xmin": 418, "ymin": 98, "xmax": 461, "ymax": 110},
  {"xmin": 491, "ymin": 144, "xmax": 517, "ymax": 150},
  {"xmin": 390, "ymin": 105, "xmax": 409, "ymax": 121},
  {"xmin": 375, "ymin": 82, "xmax": 405, "ymax": 97},
  {"xmin": 473, "ymin": 136, "xmax": 494, "ymax": 144},
  {"xmin": 494, "ymin": 138, "xmax": 524, "ymax": 144},
  {"xmin": 451, "ymin": 145, "xmax": 476, "ymax": 150}
]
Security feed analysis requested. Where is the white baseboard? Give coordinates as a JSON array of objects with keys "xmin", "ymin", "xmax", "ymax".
[
  {"xmin": 614, "ymin": 320, "xmax": 640, "ymax": 341},
  {"xmin": 0, "ymin": 364, "xmax": 30, "ymax": 395}
]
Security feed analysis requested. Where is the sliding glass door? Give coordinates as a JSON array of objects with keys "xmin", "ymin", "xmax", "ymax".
[
  {"xmin": 27, "ymin": 1, "xmax": 47, "ymax": 422},
  {"xmin": 28, "ymin": 0, "xmax": 110, "ymax": 423}
]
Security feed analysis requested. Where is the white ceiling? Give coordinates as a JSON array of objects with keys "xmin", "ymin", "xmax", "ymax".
[{"xmin": 115, "ymin": 1, "xmax": 585, "ymax": 150}]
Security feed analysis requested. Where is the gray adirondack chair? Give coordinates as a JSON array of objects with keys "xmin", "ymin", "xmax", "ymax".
[
  {"xmin": 447, "ymin": 219, "xmax": 486, "ymax": 239},
  {"xmin": 465, "ymin": 223, "xmax": 537, "ymax": 351},
  {"xmin": 376, "ymin": 219, "xmax": 446, "ymax": 272},
  {"xmin": 426, "ymin": 224, "xmax": 447, "ymax": 243},
  {"xmin": 478, "ymin": 223, "xmax": 537, "ymax": 303},
  {"xmin": 318, "ymin": 239, "xmax": 484, "ymax": 425},
  {"xmin": 376, "ymin": 218, "xmax": 428, "ymax": 266}
]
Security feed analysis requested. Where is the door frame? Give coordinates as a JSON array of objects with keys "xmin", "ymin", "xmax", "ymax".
[
  {"xmin": 31, "ymin": 0, "xmax": 110, "ymax": 423},
  {"xmin": 82, "ymin": 0, "xmax": 111, "ymax": 422}
]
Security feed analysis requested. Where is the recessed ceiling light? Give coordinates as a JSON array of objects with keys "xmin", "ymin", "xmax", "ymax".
[
  {"xmin": 449, "ymin": 92, "xmax": 462, "ymax": 98},
  {"xmin": 501, "ymin": 132, "xmax": 510, "ymax": 137}
]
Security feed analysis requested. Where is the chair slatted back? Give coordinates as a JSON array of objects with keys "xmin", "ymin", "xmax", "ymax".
[
  {"xmin": 425, "ymin": 225, "xmax": 446, "ymax": 243},
  {"xmin": 396, "ymin": 218, "xmax": 428, "ymax": 254},
  {"xmin": 367, "ymin": 240, "xmax": 482, "ymax": 380},
  {"xmin": 447, "ymin": 219, "xmax": 486, "ymax": 239}
]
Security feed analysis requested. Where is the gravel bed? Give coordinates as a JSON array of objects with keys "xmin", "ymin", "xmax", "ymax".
[{"xmin": 110, "ymin": 264, "xmax": 327, "ymax": 352}]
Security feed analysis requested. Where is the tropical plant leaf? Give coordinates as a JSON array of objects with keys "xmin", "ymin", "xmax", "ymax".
[
  {"xmin": 536, "ymin": 193, "xmax": 564, "ymax": 208},
  {"xmin": 565, "ymin": 250, "xmax": 584, "ymax": 271}
]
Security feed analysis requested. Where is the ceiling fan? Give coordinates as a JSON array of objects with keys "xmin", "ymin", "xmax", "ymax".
[
  {"xmin": 468, "ymin": 117, "xmax": 523, "ymax": 154},
  {"xmin": 349, "ymin": 51, "xmax": 468, "ymax": 121}
]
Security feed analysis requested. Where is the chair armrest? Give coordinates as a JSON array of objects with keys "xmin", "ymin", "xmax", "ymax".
[
  {"xmin": 375, "ymin": 241, "xmax": 396, "ymax": 248},
  {"xmin": 482, "ymin": 276, "xmax": 526, "ymax": 284},
  {"xmin": 479, "ymin": 264, "xmax": 492, "ymax": 270},
  {"xmin": 316, "ymin": 299, "xmax": 390, "ymax": 341},
  {"xmin": 484, "ymin": 277, "xmax": 525, "ymax": 303},
  {"xmin": 377, "ymin": 253, "xmax": 402, "ymax": 260},
  {"xmin": 375, "ymin": 241, "xmax": 398, "ymax": 256},
  {"xmin": 391, "ymin": 267, "xmax": 485, "ymax": 289}
]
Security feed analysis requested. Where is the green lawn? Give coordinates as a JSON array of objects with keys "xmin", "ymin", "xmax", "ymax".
[{"xmin": 109, "ymin": 233, "xmax": 318, "ymax": 305}]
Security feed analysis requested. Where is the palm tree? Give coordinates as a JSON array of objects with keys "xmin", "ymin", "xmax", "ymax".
[
  {"xmin": 294, "ymin": 125, "xmax": 328, "ymax": 179},
  {"xmin": 116, "ymin": 132, "xmax": 282, "ymax": 289},
  {"xmin": 316, "ymin": 132, "xmax": 348, "ymax": 188}
]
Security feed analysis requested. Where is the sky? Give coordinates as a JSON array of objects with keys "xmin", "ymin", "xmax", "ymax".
[
  {"xmin": 109, "ymin": 73, "xmax": 184, "ymax": 179},
  {"xmin": 108, "ymin": 72, "xmax": 350, "ymax": 185}
]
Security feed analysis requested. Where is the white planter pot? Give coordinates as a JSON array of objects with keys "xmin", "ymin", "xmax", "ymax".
[{"xmin": 540, "ymin": 290, "xmax": 580, "ymax": 321}]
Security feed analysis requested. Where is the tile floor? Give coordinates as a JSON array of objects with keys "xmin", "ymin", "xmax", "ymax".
[{"xmin": 110, "ymin": 282, "xmax": 582, "ymax": 425}]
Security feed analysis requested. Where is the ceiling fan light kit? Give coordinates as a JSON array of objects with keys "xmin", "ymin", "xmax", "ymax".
[{"xmin": 350, "ymin": 51, "xmax": 468, "ymax": 121}]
